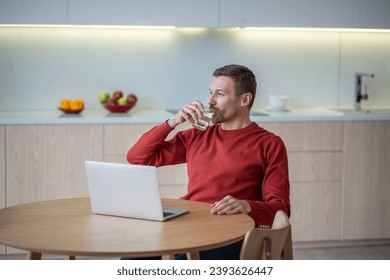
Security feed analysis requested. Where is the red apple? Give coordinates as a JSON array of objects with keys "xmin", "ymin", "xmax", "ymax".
[
  {"xmin": 106, "ymin": 97, "xmax": 117, "ymax": 104},
  {"xmin": 127, "ymin": 93, "xmax": 138, "ymax": 104},
  {"xmin": 112, "ymin": 91, "xmax": 123, "ymax": 100}
]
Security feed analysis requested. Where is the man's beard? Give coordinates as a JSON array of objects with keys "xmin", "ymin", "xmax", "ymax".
[{"xmin": 211, "ymin": 108, "xmax": 238, "ymax": 124}]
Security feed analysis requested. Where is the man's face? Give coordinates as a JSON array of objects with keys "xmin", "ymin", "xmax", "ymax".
[{"xmin": 208, "ymin": 76, "xmax": 242, "ymax": 125}]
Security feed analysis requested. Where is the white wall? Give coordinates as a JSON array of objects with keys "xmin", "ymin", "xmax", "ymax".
[{"xmin": 0, "ymin": 26, "xmax": 389, "ymax": 111}]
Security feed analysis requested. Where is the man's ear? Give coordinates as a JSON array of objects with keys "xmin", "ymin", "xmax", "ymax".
[{"xmin": 241, "ymin": 92, "xmax": 252, "ymax": 107}]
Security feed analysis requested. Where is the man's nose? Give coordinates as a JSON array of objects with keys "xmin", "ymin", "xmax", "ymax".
[{"xmin": 208, "ymin": 93, "xmax": 216, "ymax": 105}]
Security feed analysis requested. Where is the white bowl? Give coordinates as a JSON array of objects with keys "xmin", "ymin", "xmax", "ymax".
[{"xmin": 268, "ymin": 95, "xmax": 289, "ymax": 111}]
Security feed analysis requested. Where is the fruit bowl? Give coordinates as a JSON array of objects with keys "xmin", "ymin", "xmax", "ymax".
[
  {"xmin": 102, "ymin": 102, "xmax": 136, "ymax": 113},
  {"xmin": 58, "ymin": 98, "xmax": 85, "ymax": 114},
  {"xmin": 58, "ymin": 107, "xmax": 84, "ymax": 114}
]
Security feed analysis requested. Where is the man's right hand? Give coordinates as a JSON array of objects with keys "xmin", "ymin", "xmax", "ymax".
[{"xmin": 167, "ymin": 100, "xmax": 204, "ymax": 128}]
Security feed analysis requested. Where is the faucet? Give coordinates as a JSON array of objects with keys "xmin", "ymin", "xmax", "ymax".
[{"xmin": 355, "ymin": 72, "xmax": 375, "ymax": 110}]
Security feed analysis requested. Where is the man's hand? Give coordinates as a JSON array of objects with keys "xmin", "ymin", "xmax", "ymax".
[
  {"xmin": 211, "ymin": 195, "xmax": 251, "ymax": 215},
  {"xmin": 167, "ymin": 100, "xmax": 204, "ymax": 128}
]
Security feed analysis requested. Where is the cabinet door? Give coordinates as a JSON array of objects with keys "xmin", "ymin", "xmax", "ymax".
[
  {"xmin": 104, "ymin": 124, "xmax": 155, "ymax": 157},
  {"xmin": 6, "ymin": 125, "xmax": 104, "ymax": 206},
  {"xmin": 68, "ymin": 0, "xmax": 218, "ymax": 27},
  {"xmin": 342, "ymin": 121, "xmax": 390, "ymax": 239},
  {"xmin": 261, "ymin": 122, "xmax": 344, "ymax": 242},
  {"xmin": 291, "ymin": 181, "xmax": 342, "ymax": 241},
  {"xmin": 360, "ymin": 0, "xmax": 390, "ymax": 29},
  {"xmin": 104, "ymin": 123, "xmax": 190, "ymax": 198},
  {"xmin": 261, "ymin": 121, "xmax": 344, "ymax": 152},
  {"xmin": 219, "ymin": 0, "xmax": 359, "ymax": 28},
  {"xmin": 0, "ymin": 0, "xmax": 67, "ymax": 24}
]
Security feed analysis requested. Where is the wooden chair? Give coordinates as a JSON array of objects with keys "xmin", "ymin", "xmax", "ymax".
[{"xmin": 240, "ymin": 210, "xmax": 293, "ymax": 260}]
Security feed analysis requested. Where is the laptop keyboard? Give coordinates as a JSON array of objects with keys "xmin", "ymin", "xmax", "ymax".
[{"xmin": 163, "ymin": 212, "xmax": 174, "ymax": 218}]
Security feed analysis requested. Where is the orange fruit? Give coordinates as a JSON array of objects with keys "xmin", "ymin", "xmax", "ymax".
[
  {"xmin": 70, "ymin": 99, "xmax": 85, "ymax": 111},
  {"xmin": 59, "ymin": 99, "xmax": 71, "ymax": 110}
]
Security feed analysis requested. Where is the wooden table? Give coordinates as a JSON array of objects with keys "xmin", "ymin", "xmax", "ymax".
[{"xmin": 0, "ymin": 198, "xmax": 254, "ymax": 260}]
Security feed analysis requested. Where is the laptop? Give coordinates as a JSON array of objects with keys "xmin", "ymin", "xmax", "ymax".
[{"xmin": 84, "ymin": 161, "xmax": 189, "ymax": 221}]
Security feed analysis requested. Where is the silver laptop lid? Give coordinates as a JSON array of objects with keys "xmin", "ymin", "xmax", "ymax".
[{"xmin": 85, "ymin": 161, "xmax": 166, "ymax": 221}]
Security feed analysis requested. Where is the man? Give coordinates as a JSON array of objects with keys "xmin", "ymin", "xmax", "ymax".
[{"xmin": 126, "ymin": 64, "xmax": 290, "ymax": 259}]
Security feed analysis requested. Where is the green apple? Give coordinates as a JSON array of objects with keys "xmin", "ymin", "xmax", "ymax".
[
  {"xmin": 99, "ymin": 90, "xmax": 110, "ymax": 103},
  {"xmin": 118, "ymin": 96, "xmax": 128, "ymax": 105}
]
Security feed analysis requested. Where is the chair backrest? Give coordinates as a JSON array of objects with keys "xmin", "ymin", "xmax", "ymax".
[{"xmin": 240, "ymin": 210, "xmax": 292, "ymax": 260}]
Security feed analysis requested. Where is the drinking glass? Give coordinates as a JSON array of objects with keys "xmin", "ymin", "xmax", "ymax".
[{"xmin": 192, "ymin": 106, "xmax": 214, "ymax": 131}]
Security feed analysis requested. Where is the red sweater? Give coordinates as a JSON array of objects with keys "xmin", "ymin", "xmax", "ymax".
[{"xmin": 126, "ymin": 122, "xmax": 290, "ymax": 226}]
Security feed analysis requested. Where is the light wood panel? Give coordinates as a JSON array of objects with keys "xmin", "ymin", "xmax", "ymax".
[
  {"xmin": 288, "ymin": 152, "xmax": 343, "ymax": 182},
  {"xmin": 103, "ymin": 123, "xmax": 192, "ymax": 156},
  {"xmin": 103, "ymin": 123, "xmax": 191, "ymax": 199},
  {"xmin": 157, "ymin": 164, "xmax": 188, "ymax": 185},
  {"xmin": 342, "ymin": 121, "xmax": 390, "ymax": 240},
  {"xmin": 261, "ymin": 122, "xmax": 344, "ymax": 152},
  {"xmin": 290, "ymin": 181, "xmax": 342, "ymax": 241},
  {"xmin": 6, "ymin": 125, "xmax": 104, "ymax": 206},
  {"xmin": 104, "ymin": 124, "xmax": 155, "ymax": 156},
  {"xmin": 260, "ymin": 122, "xmax": 344, "ymax": 242}
]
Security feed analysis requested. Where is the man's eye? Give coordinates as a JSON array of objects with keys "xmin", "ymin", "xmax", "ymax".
[{"xmin": 209, "ymin": 91, "xmax": 224, "ymax": 96}]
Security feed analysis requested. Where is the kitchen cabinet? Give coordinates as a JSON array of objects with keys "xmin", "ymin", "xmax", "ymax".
[
  {"xmin": 67, "ymin": 0, "xmax": 218, "ymax": 27},
  {"xmin": 261, "ymin": 122, "xmax": 344, "ymax": 242},
  {"xmin": 5, "ymin": 125, "xmax": 104, "ymax": 206},
  {"xmin": 99, "ymin": 121, "xmax": 347, "ymax": 242},
  {"xmin": 360, "ymin": 0, "xmax": 390, "ymax": 29},
  {"xmin": 4, "ymin": 124, "xmax": 103, "ymax": 255},
  {"xmin": 0, "ymin": 0, "xmax": 218, "ymax": 27},
  {"xmin": 103, "ymin": 123, "xmax": 191, "ymax": 198},
  {"xmin": 219, "ymin": 0, "xmax": 390, "ymax": 29},
  {"xmin": 0, "ymin": 0, "xmax": 67, "ymax": 24},
  {"xmin": 1, "ymin": 120, "xmax": 390, "ymax": 256},
  {"xmin": 342, "ymin": 121, "xmax": 390, "ymax": 240},
  {"xmin": 1, "ymin": 0, "xmax": 389, "ymax": 29}
]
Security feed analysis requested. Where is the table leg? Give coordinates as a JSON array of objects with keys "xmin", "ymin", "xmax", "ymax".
[
  {"xmin": 161, "ymin": 254, "xmax": 175, "ymax": 260},
  {"xmin": 186, "ymin": 251, "xmax": 200, "ymax": 260},
  {"xmin": 27, "ymin": 251, "xmax": 42, "ymax": 260}
]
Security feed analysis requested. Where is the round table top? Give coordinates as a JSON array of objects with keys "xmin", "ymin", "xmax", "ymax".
[{"xmin": 0, "ymin": 198, "xmax": 254, "ymax": 258}]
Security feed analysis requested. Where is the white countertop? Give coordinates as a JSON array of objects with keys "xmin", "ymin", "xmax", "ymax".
[
  {"xmin": 0, "ymin": 107, "xmax": 390, "ymax": 125},
  {"xmin": 0, "ymin": 109, "xmax": 172, "ymax": 125}
]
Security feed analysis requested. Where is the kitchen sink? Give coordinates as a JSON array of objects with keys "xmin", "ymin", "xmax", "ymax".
[
  {"xmin": 330, "ymin": 108, "xmax": 390, "ymax": 115},
  {"xmin": 166, "ymin": 109, "xmax": 269, "ymax": 116},
  {"xmin": 250, "ymin": 110, "xmax": 269, "ymax": 116}
]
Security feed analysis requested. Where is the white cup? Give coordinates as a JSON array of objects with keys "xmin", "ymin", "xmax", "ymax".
[{"xmin": 268, "ymin": 95, "xmax": 289, "ymax": 111}]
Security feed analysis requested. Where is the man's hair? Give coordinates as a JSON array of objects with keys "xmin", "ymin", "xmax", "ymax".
[{"xmin": 212, "ymin": 64, "xmax": 257, "ymax": 109}]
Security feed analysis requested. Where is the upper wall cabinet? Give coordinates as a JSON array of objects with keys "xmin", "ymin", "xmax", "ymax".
[
  {"xmin": 360, "ymin": 0, "xmax": 390, "ymax": 29},
  {"xmin": 1, "ymin": 0, "xmax": 389, "ymax": 29},
  {"xmin": 0, "ymin": 0, "xmax": 67, "ymax": 24},
  {"xmin": 219, "ymin": 0, "xmax": 390, "ymax": 29},
  {"xmin": 67, "ymin": 0, "xmax": 219, "ymax": 27}
]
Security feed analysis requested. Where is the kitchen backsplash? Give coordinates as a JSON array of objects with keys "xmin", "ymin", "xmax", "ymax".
[{"xmin": 0, "ymin": 26, "xmax": 389, "ymax": 111}]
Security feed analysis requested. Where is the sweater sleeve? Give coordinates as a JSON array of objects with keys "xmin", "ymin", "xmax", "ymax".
[
  {"xmin": 126, "ymin": 121, "xmax": 188, "ymax": 166},
  {"xmin": 246, "ymin": 136, "xmax": 291, "ymax": 227}
]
